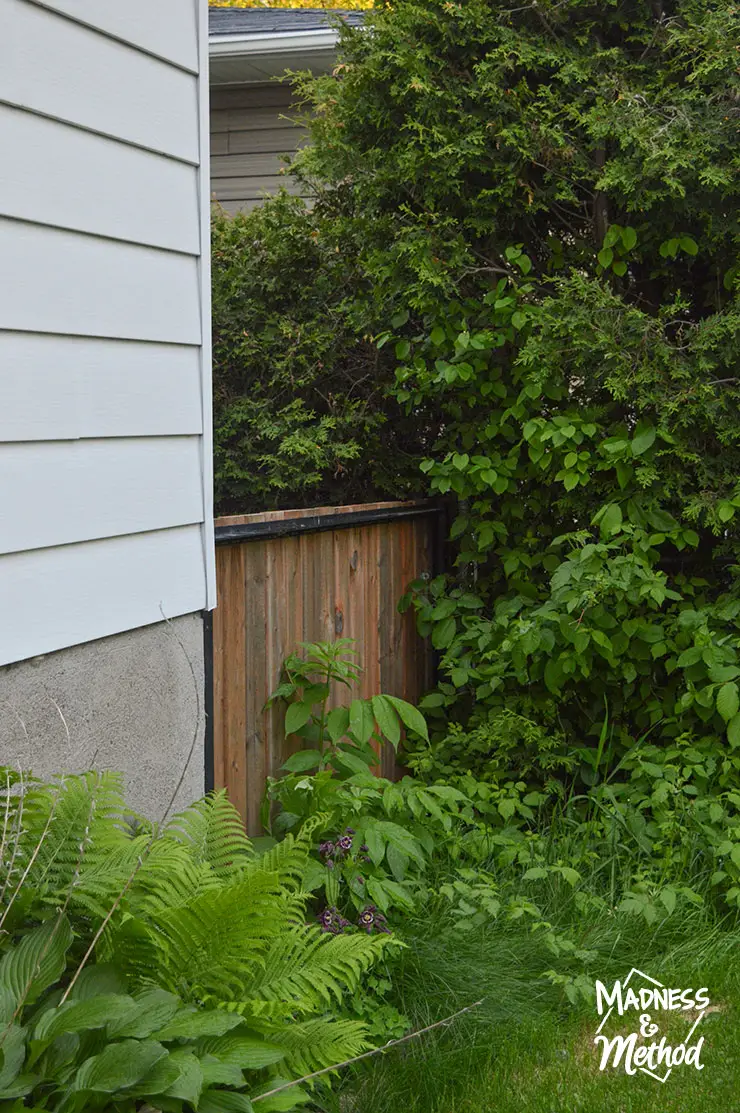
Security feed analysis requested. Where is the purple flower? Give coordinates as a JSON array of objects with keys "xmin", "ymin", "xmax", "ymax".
[
  {"xmin": 345, "ymin": 827, "xmax": 356, "ymax": 835},
  {"xmin": 357, "ymin": 905, "xmax": 390, "ymax": 934},
  {"xmin": 317, "ymin": 907, "xmax": 350, "ymax": 934},
  {"xmin": 336, "ymin": 834, "xmax": 353, "ymax": 854},
  {"xmin": 360, "ymin": 844, "xmax": 369, "ymax": 853},
  {"xmin": 318, "ymin": 841, "xmax": 335, "ymax": 860},
  {"xmin": 326, "ymin": 860, "xmax": 335, "ymax": 870}
]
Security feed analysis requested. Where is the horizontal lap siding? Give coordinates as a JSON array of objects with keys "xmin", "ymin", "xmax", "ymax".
[
  {"xmin": 0, "ymin": 527, "xmax": 207, "ymax": 667},
  {"xmin": 0, "ymin": 220, "xmax": 201, "ymax": 343},
  {"xmin": 31, "ymin": 0, "xmax": 200, "ymax": 70},
  {"xmin": 209, "ymin": 84, "xmax": 311, "ymax": 214},
  {"xmin": 0, "ymin": 334, "xmax": 203, "ymax": 441},
  {"xmin": 0, "ymin": 438, "xmax": 204, "ymax": 555},
  {"xmin": 1, "ymin": 1, "xmax": 199, "ymax": 161},
  {"xmin": 0, "ymin": 0, "xmax": 213, "ymax": 666},
  {"xmin": 0, "ymin": 106, "xmax": 200, "ymax": 253}
]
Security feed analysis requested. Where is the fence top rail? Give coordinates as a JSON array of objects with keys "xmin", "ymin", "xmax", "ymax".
[{"xmin": 214, "ymin": 500, "xmax": 442, "ymax": 544}]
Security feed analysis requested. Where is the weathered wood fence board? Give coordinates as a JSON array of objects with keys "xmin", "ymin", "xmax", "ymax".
[{"xmin": 211, "ymin": 501, "xmax": 439, "ymax": 833}]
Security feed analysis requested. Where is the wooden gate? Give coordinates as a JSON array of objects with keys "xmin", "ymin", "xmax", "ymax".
[{"xmin": 208, "ymin": 501, "xmax": 441, "ymax": 832}]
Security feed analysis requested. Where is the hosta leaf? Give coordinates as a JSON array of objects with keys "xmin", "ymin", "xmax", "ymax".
[
  {"xmin": 124, "ymin": 1055, "xmax": 182, "ymax": 1098},
  {"xmin": 0, "ymin": 1072, "xmax": 38, "ymax": 1100},
  {"xmin": 74, "ymin": 1039, "xmax": 167, "ymax": 1093},
  {"xmin": 164, "ymin": 1051, "xmax": 204, "ymax": 1105},
  {"xmin": 69, "ymin": 964, "xmax": 127, "ymax": 1002},
  {"xmin": 200, "ymin": 1055, "xmax": 245, "ymax": 1088},
  {"xmin": 155, "ymin": 1008, "xmax": 244, "ymax": 1042},
  {"xmin": 199, "ymin": 1091, "xmax": 254, "ymax": 1113},
  {"xmin": 0, "ymin": 917, "xmax": 73, "ymax": 1008},
  {"xmin": 371, "ymin": 696, "xmax": 401, "ymax": 748},
  {"xmin": 196, "ymin": 1034, "xmax": 286, "ymax": 1070},
  {"xmin": 35, "ymin": 993, "xmax": 135, "ymax": 1042},
  {"xmin": 0, "ymin": 1025, "xmax": 26, "ymax": 1091},
  {"xmin": 107, "ymin": 989, "xmax": 180, "ymax": 1039}
]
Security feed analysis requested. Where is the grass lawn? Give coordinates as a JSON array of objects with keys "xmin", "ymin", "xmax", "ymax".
[
  {"xmin": 321, "ymin": 919, "xmax": 740, "ymax": 1113},
  {"xmin": 456, "ymin": 997, "xmax": 736, "ymax": 1113}
]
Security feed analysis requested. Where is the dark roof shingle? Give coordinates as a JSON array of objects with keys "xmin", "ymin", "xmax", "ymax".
[{"xmin": 209, "ymin": 8, "xmax": 364, "ymax": 36}]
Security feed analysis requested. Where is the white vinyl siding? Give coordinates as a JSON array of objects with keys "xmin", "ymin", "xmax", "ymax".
[
  {"xmin": 209, "ymin": 84, "xmax": 310, "ymax": 214},
  {"xmin": 0, "ymin": 335, "xmax": 203, "ymax": 441},
  {"xmin": 0, "ymin": 527, "xmax": 206, "ymax": 666},
  {"xmin": 0, "ymin": 106, "xmax": 200, "ymax": 253},
  {"xmin": 0, "ymin": 0, "xmax": 214, "ymax": 668}
]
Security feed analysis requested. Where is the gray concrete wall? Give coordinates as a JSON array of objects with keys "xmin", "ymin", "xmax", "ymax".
[{"xmin": 0, "ymin": 614, "xmax": 205, "ymax": 821}]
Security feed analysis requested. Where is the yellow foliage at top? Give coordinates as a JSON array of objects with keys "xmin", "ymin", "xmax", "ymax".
[{"xmin": 210, "ymin": 1, "xmax": 373, "ymax": 9}]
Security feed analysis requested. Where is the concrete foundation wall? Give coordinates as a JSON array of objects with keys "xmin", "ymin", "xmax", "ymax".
[{"xmin": 0, "ymin": 613, "xmax": 205, "ymax": 821}]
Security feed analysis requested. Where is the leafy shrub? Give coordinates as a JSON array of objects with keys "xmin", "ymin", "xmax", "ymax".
[
  {"xmin": 0, "ymin": 770, "xmax": 389, "ymax": 1111},
  {"xmin": 211, "ymin": 196, "xmax": 423, "ymax": 515},
  {"xmin": 265, "ymin": 641, "xmax": 468, "ymax": 920},
  {"xmin": 282, "ymin": 0, "xmax": 740, "ymax": 765}
]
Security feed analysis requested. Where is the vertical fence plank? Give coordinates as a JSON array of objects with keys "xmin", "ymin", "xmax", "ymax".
[{"xmin": 213, "ymin": 502, "xmax": 438, "ymax": 832}]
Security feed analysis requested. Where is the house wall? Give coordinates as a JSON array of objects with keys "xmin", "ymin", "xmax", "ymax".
[
  {"xmin": 210, "ymin": 85, "xmax": 310, "ymax": 214},
  {"xmin": 0, "ymin": 0, "xmax": 214, "ymax": 810}
]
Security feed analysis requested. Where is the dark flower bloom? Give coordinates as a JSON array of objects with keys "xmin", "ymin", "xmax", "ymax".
[
  {"xmin": 360, "ymin": 844, "xmax": 369, "ymax": 853},
  {"xmin": 318, "ymin": 841, "xmax": 335, "ymax": 860},
  {"xmin": 326, "ymin": 860, "xmax": 335, "ymax": 870},
  {"xmin": 358, "ymin": 905, "xmax": 390, "ymax": 934},
  {"xmin": 357, "ymin": 876, "xmax": 364, "ymax": 885},
  {"xmin": 317, "ymin": 906, "xmax": 350, "ymax": 934},
  {"xmin": 345, "ymin": 827, "xmax": 356, "ymax": 835},
  {"xmin": 336, "ymin": 834, "xmax": 353, "ymax": 853}
]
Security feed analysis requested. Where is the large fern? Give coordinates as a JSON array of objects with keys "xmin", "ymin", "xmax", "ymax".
[{"xmin": 0, "ymin": 771, "xmax": 389, "ymax": 1105}]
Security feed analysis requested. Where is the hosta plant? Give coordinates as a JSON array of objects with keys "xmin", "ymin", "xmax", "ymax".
[{"xmin": 0, "ymin": 770, "xmax": 389, "ymax": 1111}]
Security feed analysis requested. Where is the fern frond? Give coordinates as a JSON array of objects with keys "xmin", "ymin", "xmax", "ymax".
[
  {"xmin": 129, "ymin": 869, "xmax": 289, "ymax": 998},
  {"xmin": 261, "ymin": 1015, "xmax": 372, "ymax": 1078},
  {"xmin": 163, "ymin": 792, "xmax": 253, "ymax": 879},
  {"xmin": 244, "ymin": 926, "xmax": 389, "ymax": 1017}
]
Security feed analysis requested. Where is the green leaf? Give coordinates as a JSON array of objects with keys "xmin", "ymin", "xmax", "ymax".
[
  {"xmin": 155, "ymin": 1009, "xmax": 244, "ymax": 1042},
  {"xmin": 371, "ymin": 695, "xmax": 401, "ymax": 748},
  {"xmin": 282, "ymin": 750, "xmax": 322, "ymax": 773},
  {"xmin": 598, "ymin": 503, "xmax": 623, "ymax": 537},
  {"xmin": 349, "ymin": 699, "xmax": 375, "ymax": 744},
  {"xmin": 35, "ymin": 994, "xmax": 135, "ymax": 1043},
  {"xmin": 430, "ymin": 326, "xmax": 445, "ymax": 346},
  {"xmin": 0, "ymin": 916, "xmax": 73, "ymax": 1008},
  {"xmin": 199, "ymin": 1091, "xmax": 254, "ymax": 1113},
  {"xmin": 631, "ymin": 423, "xmax": 656, "ymax": 457},
  {"xmin": 395, "ymin": 340, "xmax": 411, "ymax": 359},
  {"xmin": 197, "ymin": 1034, "xmax": 286, "ymax": 1070},
  {"xmin": 74, "ymin": 1040, "xmax": 167, "ymax": 1093},
  {"xmin": 612, "ymin": 260, "xmax": 627, "ymax": 277},
  {"xmin": 432, "ymin": 617, "xmax": 456, "ymax": 649},
  {"xmin": 522, "ymin": 867, "xmax": 548, "ymax": 881},
  {"xmin": 107, "ymin": 989, "xmax": 181, "ymax": 1039},
  {"xmin": 717, "ymin": 683, "xmax": 739, "ymax": 724},
  {"xmin": 326, "ymin": 706, "xmax": 350, "ymax": 743},
  {"xmin": 620, "ymin": 226, "xmax": 637, "ymax": 250},
  {"xmin": 728, "ymin": 714, "xmax": 740, "ymax": 748},
  {"xmin": 718, "ymin": 502, "xmax": 735, "ymax": 523},
  {"xmin": 163, "ymin": 1051, "xmax": 204, "ymax": 1106},
  {"xmin": 285, "ymin": 702, "xmax": 311, "ymax": 736},
  {"xmin": 511, "ymin": 311, "xmax": 527, "ymax": 330},
  {"xmin": 659, "ymin": 887, "xmax": 677, "ymax": 915},
  {"xmin": 679, "ymin": 236, "xmax": 698, "ymax": 256},
  {"xmin": 597, "ymin": 247, "xmax": 613, "ymax": 268},
  {"xmin": 385, "ymin": 696, "xmax": 429, "ymax": 741},
  {"xmin": 0, "ymin": 1025, "xmax": 26, "ymax": 1092}
]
